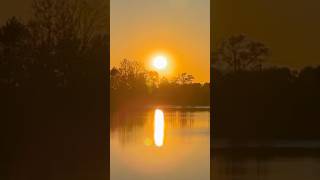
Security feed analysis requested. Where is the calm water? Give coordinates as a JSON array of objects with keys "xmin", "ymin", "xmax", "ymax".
[
  {"xmin": 110, "ymin": 107, "xmax": 210, "ymax": 180},
  {"xmin": 212, "ymin": 147, "xmax": 320, "ymax": 180}
]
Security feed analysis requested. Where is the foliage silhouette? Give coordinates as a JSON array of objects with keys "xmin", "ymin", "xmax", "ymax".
[
  {"xmin": 212, "ymin": 35, "xmax": 320, "ymax": 143},
  {"xmin": 1, "ymin": 0, "xmax": 109, "ymax": 179},
  {"xmin": 214, "ymin": 34, "xmax": 269, "ymax": 72},
  {"xmin": 110, "ymin": 59, "xmax": 210, "ymax": 109}
]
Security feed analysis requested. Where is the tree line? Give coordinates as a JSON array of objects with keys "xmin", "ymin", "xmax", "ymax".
[
  {"xmin": 0, "ymin": 0, "xmax": 108, "ymax": 90},
  {"xmin": 1, "ymin": 0, "xmax": 109, "ymax": 179},
  {"xmin": 212, "ymin": 34, "xmax": 320, "ymax": 141},
  {"xmin": 110, "ymin": 59, "xmax": 210, "ymax": 109}
]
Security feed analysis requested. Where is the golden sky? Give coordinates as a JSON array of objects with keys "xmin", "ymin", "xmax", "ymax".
[
  {"xmin": 213, "ymin": 0, "xmax": 320, "ymax": 69},
  {"xmin": 110, "ymin": 0, "xmax": 210, "ymax": 83}
]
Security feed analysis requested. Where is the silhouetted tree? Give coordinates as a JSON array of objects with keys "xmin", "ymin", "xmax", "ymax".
[
  {"xmin": 110, "ymin": 59, "xmax": 209, "ymax": 108},
  {"xmin": 215, "ymin": 34, "xmax": 269, "ymax": 72},
  {"xmin": 159, "ymin": 76, "xmax": 170, "ymax": 87},
  {"xmin": 30, "ymin": 0, "xmax": 107, "ymax": 50},
  {"xmin": 0, "ymin": 17, "xmax": 31, "ymax": 87},
  {"xmin": 117, "ymin": 59, "xmax": 146, "ymax": 90},
  {"xmin": 1, "ymin": 0, "xmax": 109, "ymax": 179},
  {"xmin": 146, "ymin": 70, "xmax": 160, "ymax": 90},
  {"xmin": 110, "ymin": 67, "xmax": 120, "ymax": 90},
  {"xmin": 174, "ymin": 73, "xmax": 194, "ymax": 85}
]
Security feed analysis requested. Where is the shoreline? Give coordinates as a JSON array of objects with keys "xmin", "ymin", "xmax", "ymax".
[{"xmin": 211, "ymin": 139, "xmax": 320, "ymax": 150}]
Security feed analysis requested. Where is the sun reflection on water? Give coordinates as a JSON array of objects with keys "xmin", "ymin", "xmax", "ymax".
[
  {"xmin": 111, "ymin": 109, "xmax": 210, "ymax": 179},
  {"xmin": 154, "ymin": 109, "xmax": 165, "ymax": 147}
]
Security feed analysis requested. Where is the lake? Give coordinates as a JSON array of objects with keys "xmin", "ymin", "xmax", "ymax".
[
  {"xmin": 212, "ymin": 146, "xmax": 320, "ymax": 180},
  {"xmin": 110, "ymin": 107, "xmax": 210, "ymax": 180}
]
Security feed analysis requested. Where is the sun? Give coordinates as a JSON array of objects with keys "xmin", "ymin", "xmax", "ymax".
[{"xmin": 152, "ymin": 55, "xmax": 168, "ymax": 70}]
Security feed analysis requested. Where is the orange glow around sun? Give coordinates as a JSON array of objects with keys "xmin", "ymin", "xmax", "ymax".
[
  {"xmin": 149, "ymin": 52, "xmax": 174, "ymax": 75},
  {"xmin": 152, "ymin": 56, "xmax": 168, "ymax": 70}
]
